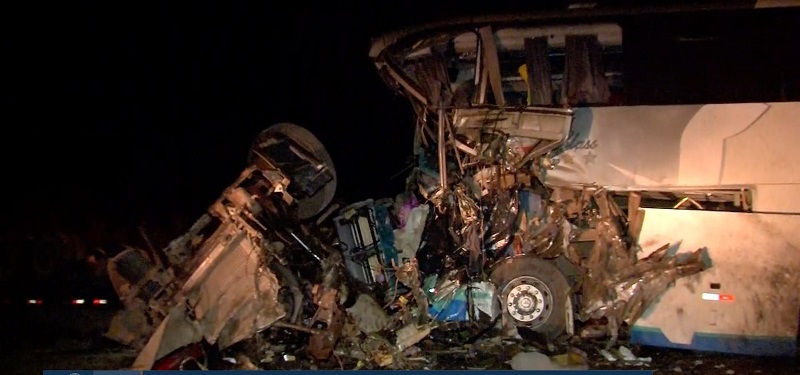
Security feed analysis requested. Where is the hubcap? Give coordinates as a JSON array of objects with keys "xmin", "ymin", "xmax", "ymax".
[{"xmin": 504, "ymin": 276, "xmax": 553, "ymax": 326}]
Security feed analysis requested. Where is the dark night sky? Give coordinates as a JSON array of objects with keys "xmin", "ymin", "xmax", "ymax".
[{"xmin": 0, "ymin": 1, "xmax": 495, "ymax": 242}]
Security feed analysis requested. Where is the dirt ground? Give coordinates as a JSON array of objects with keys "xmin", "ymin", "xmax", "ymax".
[
  {"xmin": 0, "ymin": 306, "xmax": 136, "ymax": 375},
  {"xmin": 1, "ymin": 307, "xmax": 797, "ymax": 375},
  {"xmin": 0, "ymin": 338, "xmax": 137, "ymax": 375}
]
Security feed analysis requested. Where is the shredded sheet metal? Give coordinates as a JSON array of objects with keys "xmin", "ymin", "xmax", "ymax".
[
  {"xmin": 526, "ymin": 203, "xmax": 567, "ymax": 259},
  {"xmin": 579, "ymin": 191, "xmax": 707, "ymax": 340},
  {"xmin": 454, "ymin": 184, "xmax": 479, "ymax": 228},
  {"xmin": 452, "ymin": 184, "xmax": 483, "ymax": 272},
  {"xmin": 409, "ymin": 149, "xmax": 707, "ymax": 342},
  {"xmin": 130, "ymin": 224, "xmax": 286, "ymax": 369},
  {"xmin": 505, "ymin": 136, "xmax": 541, "ymax": 171},
  {"xmin": 183, "ymin": 228, "xmax": 286, "ymax": 348},
  {"xmin": 483, "ymin": 189, "xmax": 519, "ymax": 257},
  {"xmin": 130, "ymin": 304, "xmax": 204, "ymax": 370}
]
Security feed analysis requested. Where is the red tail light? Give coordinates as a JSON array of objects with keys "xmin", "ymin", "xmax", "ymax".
[
  {"xmin": 27, "ymin": 299, "xmax": 43, "ymax": 305},
  {"xmin": 93, "ymin": 299, "xmax": 108, "ymax": 305},
  {"xmin": 71, "ymin": 299, "xmax": 85, "ymax": 305}
]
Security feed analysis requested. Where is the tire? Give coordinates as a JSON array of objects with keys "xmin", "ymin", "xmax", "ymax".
[{"xmin": 489, "ymin": 256, "xmax": 570, "ymax": 341}]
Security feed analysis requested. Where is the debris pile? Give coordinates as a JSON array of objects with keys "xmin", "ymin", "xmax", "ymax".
[
  {"xmin": 103, "ymin": 20, "xmax": 709, "ymax": 370},
  {"xmin": 101, "ymin": 116, "xmax": 707, "ymax": 370}
]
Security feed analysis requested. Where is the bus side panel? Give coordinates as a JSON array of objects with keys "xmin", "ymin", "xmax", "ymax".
[
  {"xmin": 630, "ymin": 208, "xmax": 800, "ymax": 356},
  {"xmin": 546, "ymin": 102, "xmax": 800, "ymax": 212}
]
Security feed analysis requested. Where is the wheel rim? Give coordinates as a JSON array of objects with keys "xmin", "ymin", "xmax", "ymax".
[{"xmin": 503, "ymin": 276, "xmax": 554, "ymax": 326}]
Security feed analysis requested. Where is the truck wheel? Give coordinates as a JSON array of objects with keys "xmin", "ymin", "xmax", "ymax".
[{"xmin": 490, "ymin": 256, "xmax": 570, "ymax": 341}]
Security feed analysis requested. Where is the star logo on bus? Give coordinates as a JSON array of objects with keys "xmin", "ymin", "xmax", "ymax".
[{"xmin": 582, "ymin": 151, "xmax": 597, "ymax": 165}]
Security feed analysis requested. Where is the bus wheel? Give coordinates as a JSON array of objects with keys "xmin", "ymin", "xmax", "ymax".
[{"xmin": 490, "ymin": 256, "xmax": 569, "ymax": 342}]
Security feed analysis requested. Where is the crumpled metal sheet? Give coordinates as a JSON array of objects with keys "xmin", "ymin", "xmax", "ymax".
[
  {"xmin": 130, "ymin": 304, "xmax": 204, "ymax": 370},
  {"xmin": 395, "ymin": 260, "xmax": 429, "ymax": 325},
  {"xmin": 514, "ymin": 189, "xmax": 569, "ymax": 259},
  {"xmin": 183, "ymin": 228, "xmax": 286, "ymax": 349},
  {"xmin": 584, "ymin": 216, "xmax": 635, "ymax": 279},
  {"xmin": 483, "ymin": 189, "xmax": 520, "ymax": 259},
  {"xmin": 308, "ymin": 287, "xmax": 344, "ymax": 361},
  {"xmin": 480, "ymin": 131, "xmax": 510, "ymax": 166},
  {"xmin": 453, "ymin": 184, "xmax": 483, "ymax": 273},
  {"xmin": 524, "ymin": 203, "xmax": 567, "ymax": 259},
  {"xmin": 454, "ymin": 185, "xmax": 479, "ymax": 228},
  {"xmin": 614, "ymin": 245, "xmax": 706, "ymax": 326},
  {"xmin": 504, "ymin": 137, "xmax": 540, "ymax": 171},
  {"xmin": 129, "ymin": 221, "xmax": 286, "ymax": 370},
  {"xmin": 579, "ymin": 191, "xmax": 706, "ymax": 341}
]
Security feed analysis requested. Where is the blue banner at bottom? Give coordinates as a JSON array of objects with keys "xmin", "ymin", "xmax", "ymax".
[{"xmin": 45, "ymin": 371, "xmax": 655, "ymax": 375}]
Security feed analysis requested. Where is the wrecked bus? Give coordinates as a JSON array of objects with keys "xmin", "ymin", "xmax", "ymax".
[
  {"xmin": 368, "ymin": 5, "xmax": 800, "ymax": 357},
  {"xmin": 106, "ymin": 3, "xmax": 800, "ymax": 370}
]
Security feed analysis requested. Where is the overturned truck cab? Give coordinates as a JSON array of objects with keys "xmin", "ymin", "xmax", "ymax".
[{"xmin": 106, "ymin": 123, "xmax": 346, "ymax": 369}]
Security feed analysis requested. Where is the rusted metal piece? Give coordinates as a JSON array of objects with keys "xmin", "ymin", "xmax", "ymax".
[
  {"xmin": 306, "ymin": 249, "xmax": 347, "ymax": 361},
  {"xmin": 308, "ymin": 294, "xmax": 345, "ymax": 361},
  {"xmin": 394, "ymin": 260, "xmax": 429, "ymax": 325},
  {"xmin": 308, "ymin": 315, "xmax": 344, "ymax": 360},
  {"xmin": 272, "ymin": 321, "xmax": 324, "ymax": 335},
  {"xmin": 312, "ymin": 287, "xmax": 339, "ymax": 329}
]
